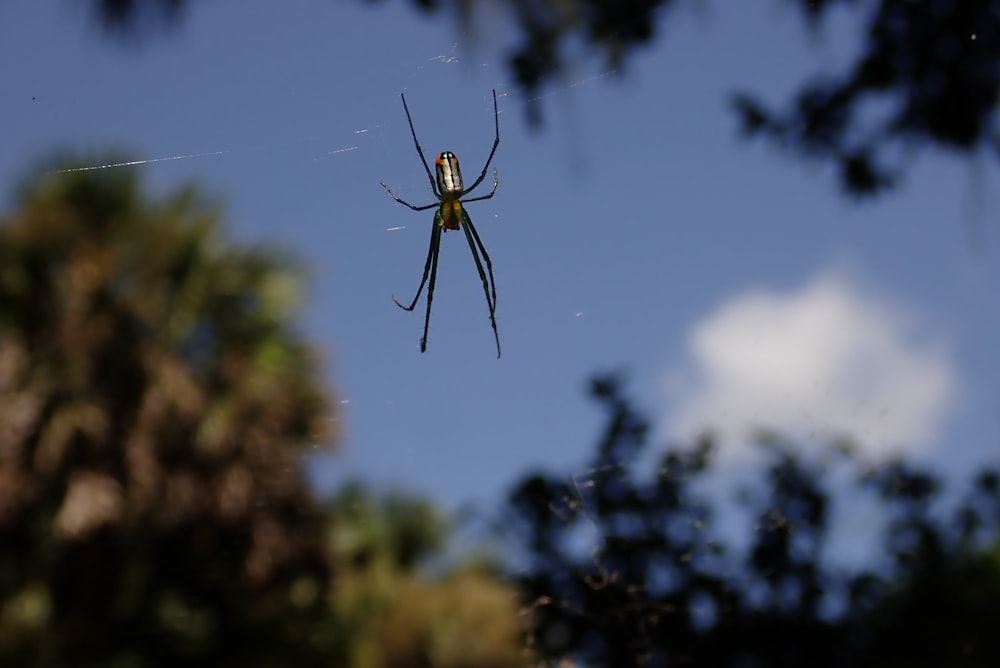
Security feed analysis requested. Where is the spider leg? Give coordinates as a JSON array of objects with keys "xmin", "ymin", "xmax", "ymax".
[
  {"xmin": 393, "ymin": 212, "xmax": 442, "ymax": 313},
  {"xmin": 400, "ymin": 92, "xmax": 440, "ymax": 199},
  {"xmin": 459, "ymin": 90, "xmax": 500, "ymax": 196},
  {"xmin": 381, "ymin": 182, "xmax": 439, "ymax": 211},
  {"xmin": 461, "ymin": 209, "xmax": 500, "ymax": 358},
  {"xmin": 462, "ymin": 208, "xmax": 497, "ymax": 309},
  {"xmin": 420, "ymin": 222, "xmax": 442, "ymax": 352},
  {"xmin": 460, "ymin": 169, "xmax": 499, "ymax": 204}
]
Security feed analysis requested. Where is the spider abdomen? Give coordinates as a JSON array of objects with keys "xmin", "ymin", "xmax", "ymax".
[
  {"xmin": 435, "ymin": 151, "xmax": 464, "ymax": 197},
  {"xmin": 436, "ymin": 200, "xmax": 464, "ymax": 230}
]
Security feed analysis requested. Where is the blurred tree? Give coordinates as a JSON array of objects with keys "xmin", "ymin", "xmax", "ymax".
[
  {"xmin": 732, "ymin": 0, "xmax": 1000, "ymax": 195},
  {"xmin": 507, "ymin": 375, "xmax": 1000, "ymax": 667},
  {"xmin": 0, "ymin": 159, "xmax": 336, "ymax": 667},
  {"xmin": 86, "ymin": 0, "xmax": 184, "ymax": 38},
  {"xmin": 77, "ymin": 0, "xmax": 1000, "ymax": 195},
  {"xmin": 325, "ymin": 481, "xmax": 531, "ymax": 668}
]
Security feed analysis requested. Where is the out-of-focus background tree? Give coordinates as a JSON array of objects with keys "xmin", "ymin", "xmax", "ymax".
[
  {"xmin": 0, "ymin": 161, "xmax": 336, "ymax": 666},
  {"xmin": 324, "ymin": 481, "xmax": 528, "ymax": 667},
  {"xmin": 507, "ymin": 376, "xmax": 1000, "ymax": 667}
]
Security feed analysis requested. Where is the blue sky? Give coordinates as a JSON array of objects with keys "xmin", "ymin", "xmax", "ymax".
[{"xmin": 4, "ymin": 0, "xmax": 999, "ymax": 539}]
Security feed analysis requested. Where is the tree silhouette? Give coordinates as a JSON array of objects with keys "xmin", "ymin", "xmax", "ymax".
[
  {"xmin": 733, "ymin": 0, "xmax": 1000, "ymax": 195},
  {"xmin": 0, "ymin": 159, "xmax": 336, "ymax": 667},
  {"xmin": 77, "ymin": 0, "xmax": 1000, "ymax": 195},
  {"xmin": 507, "ymin": 375, "xmax": 1000, "ymax": 667}
]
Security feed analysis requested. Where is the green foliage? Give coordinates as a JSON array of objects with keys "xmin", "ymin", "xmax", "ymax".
[
  {"xmin": 508, "ymin": 376, "xmax": 1000, "ymax": 667},
  {"xmin": 0, "ymin": 159, "xmax": 336, "ymax": 667},
  {"xmin": 325, "ymin": 482, "xmax": 531, "ymax": 668}
]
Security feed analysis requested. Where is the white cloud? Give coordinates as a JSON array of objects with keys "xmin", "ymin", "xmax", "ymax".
[{"xmin": 664, "ymin": 270, "xmax": 957, "ymax": 463}]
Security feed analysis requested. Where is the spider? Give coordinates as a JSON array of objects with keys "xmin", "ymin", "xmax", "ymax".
[{"xmin": 381, "ymin": 89, "xmax": 501, "ymax": 358}]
